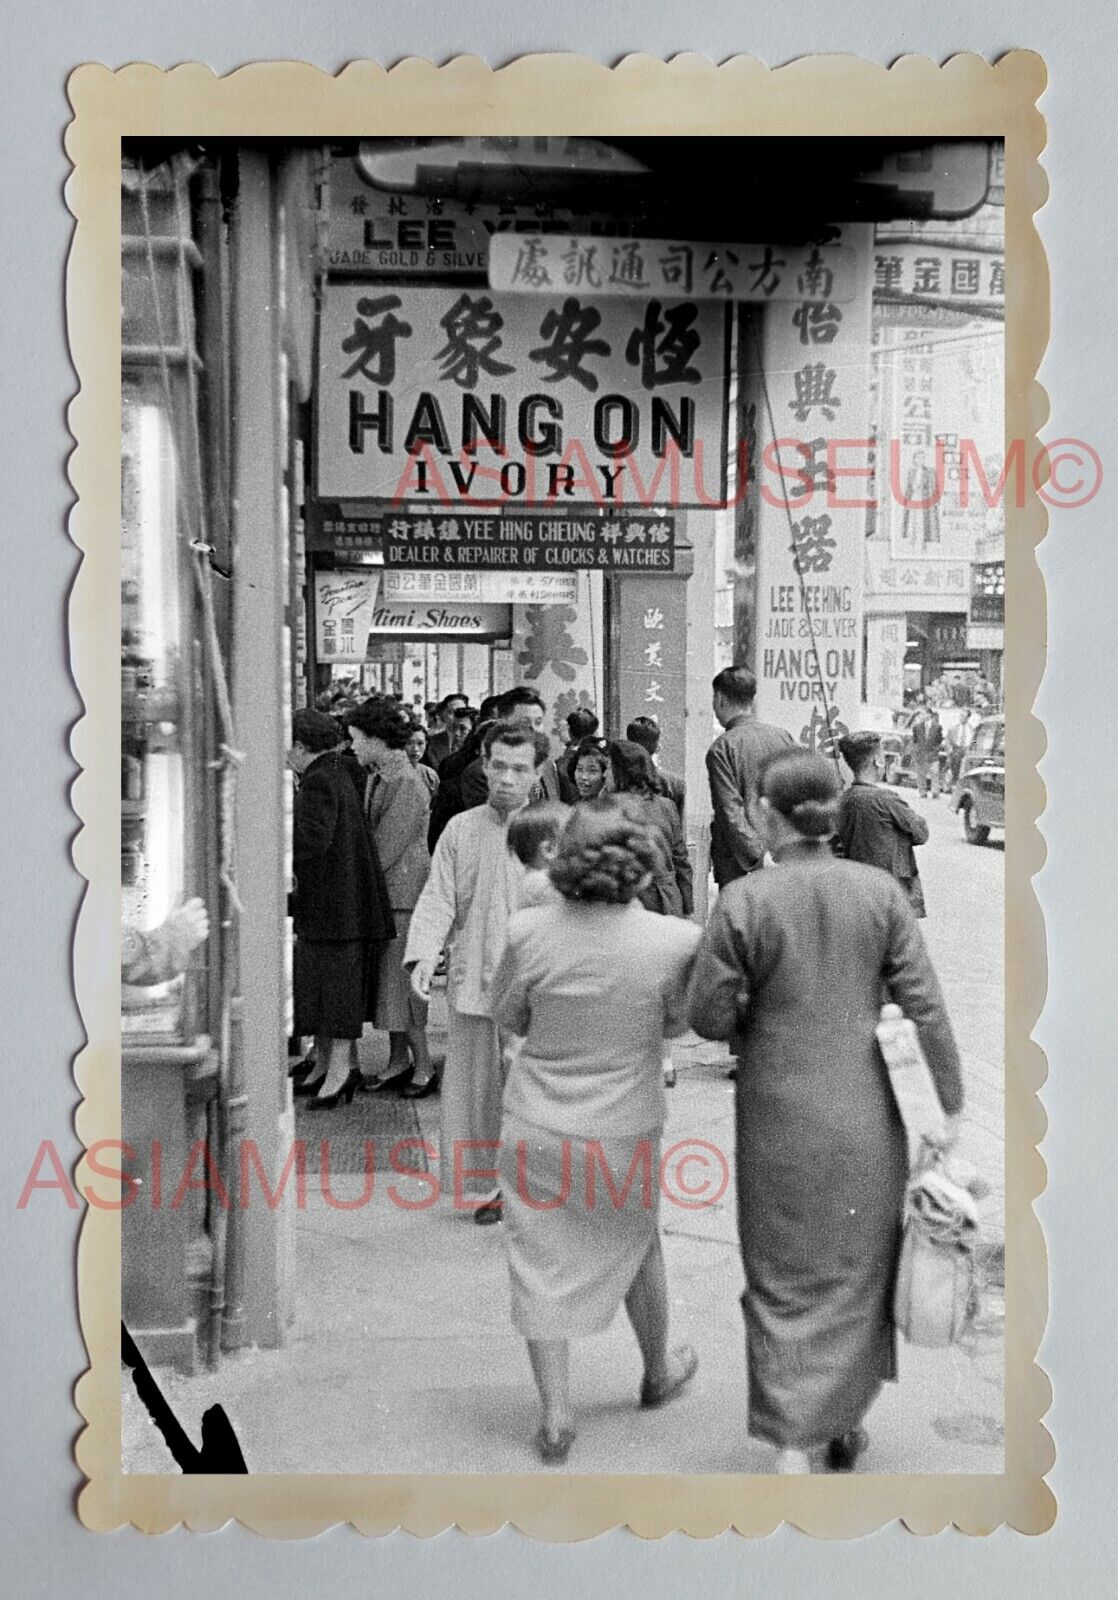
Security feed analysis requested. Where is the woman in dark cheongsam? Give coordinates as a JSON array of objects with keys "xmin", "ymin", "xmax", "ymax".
[{"xmin": 687, "ymin": 750, "xmax": 963, "ymax": 1473}]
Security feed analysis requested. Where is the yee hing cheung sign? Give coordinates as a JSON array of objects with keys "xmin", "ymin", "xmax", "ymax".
[{"xmin": 315, "ymin": 285, "xmax": 732, "ymax": 509}]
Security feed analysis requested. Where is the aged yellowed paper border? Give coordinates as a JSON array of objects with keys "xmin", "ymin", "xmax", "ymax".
[{"xmin": 68, "ymin": 51, "xmax": 1052, "ymax": 1535}]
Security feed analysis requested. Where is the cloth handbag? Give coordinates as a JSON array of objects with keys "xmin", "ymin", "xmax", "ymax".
[{"xmin": 893, "ymin": 1140, "xmax": 982, "ymax": 1348}]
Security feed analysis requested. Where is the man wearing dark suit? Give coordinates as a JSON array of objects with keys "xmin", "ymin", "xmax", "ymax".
[
  {"xmin": 705, "ymin": 666, "xmax": 794, "ymax": 888},
  {"xmin": 422, "ymin": 692, "xmax": 469, "ymax": 773}
]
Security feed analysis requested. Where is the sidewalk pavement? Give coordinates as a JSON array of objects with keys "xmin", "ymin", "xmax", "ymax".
[{"xmin": 122, "ymin": 986, "xmax": 1004, "ymax": 1476}]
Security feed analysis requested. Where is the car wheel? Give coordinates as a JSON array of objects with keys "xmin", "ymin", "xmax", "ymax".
[{"xmin": 961, "ymin": 799, "xmax": 990, "ymax": 845}]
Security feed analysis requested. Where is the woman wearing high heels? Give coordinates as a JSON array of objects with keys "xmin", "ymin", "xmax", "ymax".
[
  {"xmin": 287, "ymin": 710, "xmax": 395, "ymax": 1109},
  {"xmin": 490, "ymin": 797, "xmax": 703, "ymax": 1464},
  {"xmin": 346, "ymin": 698, "xmax": 438, "ymax": 1097}
]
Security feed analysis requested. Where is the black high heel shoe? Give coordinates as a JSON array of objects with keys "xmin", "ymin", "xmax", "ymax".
[
  {"xmin": 399, "ymin": 1065, "xmax": 441, "ymax": 1100},
  {"xmin": 307, "ymin": 1067, "xmax": 361, "ymax": 1111},
  {"xmin": 288, "ymin": 1053, "xmax": 317, "ymax": 1082},
  {"xmin": 293, "ymin": 1072, "xmax": 329, "ymax": 1097},
  {"xmin": 360, "ymin": 1062, "xmax": 415, "ymax": 1094}
]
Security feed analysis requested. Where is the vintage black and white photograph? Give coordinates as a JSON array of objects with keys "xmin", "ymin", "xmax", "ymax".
[{"xmin": 111, "ymin": 125, "xmax": 1013, "ymax": 1486}]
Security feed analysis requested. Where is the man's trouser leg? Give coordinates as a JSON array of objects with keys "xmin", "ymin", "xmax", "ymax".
[{"xmin": 440, "ymin": 1004, "xmax": 504, "ymax": 1208}]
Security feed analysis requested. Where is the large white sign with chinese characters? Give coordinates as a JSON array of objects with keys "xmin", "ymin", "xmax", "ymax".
[
  {"xmin": 749, "ymin": 227, "xmax": 875, "ymax": 752},
  {"xmin": 489, "ymin": 234, "xmax": 856, "ymax": 303},
  {"xmin": 315, "ymin": 284, "xmax": 732, "ymax": 508}
]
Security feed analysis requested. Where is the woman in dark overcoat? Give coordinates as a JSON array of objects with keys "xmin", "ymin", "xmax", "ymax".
[
  {"xmin": 288, "ymin": 709, "xmax": 394, "ymax": 1107},
  {"xmin": 687, "ymin": 750, "xmax": 964, "ymax": 1473}
]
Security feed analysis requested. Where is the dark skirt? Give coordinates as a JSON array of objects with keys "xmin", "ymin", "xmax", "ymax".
[{"xmin": 293, "ymin": 938, "xmax": 369, "ymax": 1040}]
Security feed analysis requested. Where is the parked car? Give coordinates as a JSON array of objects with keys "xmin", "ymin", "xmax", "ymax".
[{"xmin": 950, "ymin": 715, "xmax": 1005, "ymax": 843}]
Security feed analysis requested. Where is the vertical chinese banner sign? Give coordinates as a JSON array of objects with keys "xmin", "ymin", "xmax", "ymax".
[
  {"xmin": 614, "ymin": 574, "xmax": 688, "ymax": 777},
  {"xmin": 864, "ymin": 614, "xmax": 907, "ymax": 708},
  {"xmin": 746, "ymin": 228, "xmax": 874, "ymax": 752}
]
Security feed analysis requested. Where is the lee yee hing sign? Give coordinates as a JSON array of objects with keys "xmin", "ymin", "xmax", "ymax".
[
  {"xmin": 315, "ymin": 284, "xmax": 732, "ymax": 510},
  {"xmin": 314, "ymin": 570, "xmax": 511, "ymax": 661}
]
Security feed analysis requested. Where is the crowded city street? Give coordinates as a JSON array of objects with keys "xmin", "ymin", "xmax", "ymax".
[
  {"xmin": 116, "ymin": 135, "xmax": 1009, "ymax": 1483},
  {"xmin": 122, "ymin": 786, "xmax": 1004, "ymax": 1476}
]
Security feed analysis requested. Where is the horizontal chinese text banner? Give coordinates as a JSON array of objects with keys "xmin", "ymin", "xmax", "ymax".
[
  {"xmin": 381, "ymin": 511, "xmax": 676, "ymax": 573},
  {"xmin": 489, "ymin": 235, "xmax": 856, "ymax": 304},
  {"xmin": 382, "ymin": 570, "xmax": 578, "ymax": 606}
]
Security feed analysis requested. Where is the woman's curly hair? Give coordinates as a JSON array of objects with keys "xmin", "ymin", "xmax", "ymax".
[{"xmin": 549, "ymin": 796, "xmax": 659, "ymax": 904}]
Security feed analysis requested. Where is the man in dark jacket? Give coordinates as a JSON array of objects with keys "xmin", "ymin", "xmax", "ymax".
[
  {"xmin": 705, "ymin": 666, "xmax": 794, "ymax": 886},
  {"xmin": 428, "ymin": 695, "xmax": 504, "ymax": 849},
  {"xmin": 833, "ymin": 731, "xmax": 930, "ymax": 917},
  {"xmin": 909, "ymin": 704, "xmax": 944, "ymax": 798},
  {"xmin": 288, "ymin": 710, "xmax": 394, "ymax": 1103},
  {"xmin": 422, "ymin": 692, "xmax": 469, "ymax": 772}
]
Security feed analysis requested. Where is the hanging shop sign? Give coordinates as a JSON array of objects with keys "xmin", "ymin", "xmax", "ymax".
[
  {"xmin": 314, "ymin": 570, "xmax": 511, "ymax": 661},
  {"xmin": 749, "ymin": 228, "xmax": 874, "ymax": 751},
  {"xmin": 864, "ymin": 615, "xmax": 907, "ymax": 709},
  {"xmin": 325, "ymin": 154, "xmax": 644, "ymax": 276},
  {"xmin": 614, "ymin": 574, "xmax": 688, "ymax": 778},
  {"xmin": 315, "ymin": 283, "xmax": 731, "ymax": 508},
  {"xmin": 864, "ymin": 544, "xmax": 971, "ymax": 613},
  {"xmin": 381, "ymin": 510, "xmax": 676, "ymax": 573},
  {"xmin": 305, "ymin": 500, "xmax": 676, "ymax": 570},
  {"xmin": 490, "ymin": 234, "xmax": 856, "ymax": 304},
  {"xmin": 874, "ymin": 243, "xmax": 1004, "ymax": 313},
  {"xmin": 382, "ymin": 569, "xmax": 578, "ymax": 606}
]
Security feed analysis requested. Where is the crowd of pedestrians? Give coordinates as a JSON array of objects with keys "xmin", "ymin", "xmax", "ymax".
[{"xmin": 285, "ymin": 665, "xmax": 963, "ymax": 1473}]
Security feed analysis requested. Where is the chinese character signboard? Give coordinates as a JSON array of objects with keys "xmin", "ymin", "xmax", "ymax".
[
  {"xmin": 749, "ymin": 227, "xmax": 874, "ymax": 750},
  {"xmin": 381, "ymin": 511, "xmax": 676, "ymax": 572},
  {"xmin": 315, "ymin": 284, "xmax": 731, "ymax": 508},
  {"xmin": 314, "ymin": 570, "xmax": 511, "ymax": 661},
  {"xmin": 306, "ymin": 501, "xmax": 676, "ymax": 569},
  {"xmin": 382, "ymin": 569, "xmax": 578, "ymax": 606},
  {"xmin": 614, "ymin": 575, "xmax": 688, "ymax": 778},
  {"xmin": 873, "ymin": 243, "xmax": 1004, "ymax": 312},
  {"xmin": 865, "ymin": 543, "xmax": 971, "ymax": 610},
  {"xmin": 489, "ymin": 235, "xmax": 856, "ymax": 304},
  {"xmin": 864, "ymin": 615, "xmax": 906, "ymax": 709}
]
